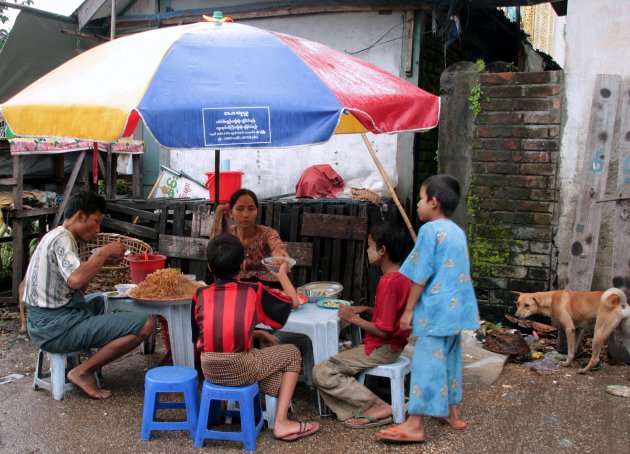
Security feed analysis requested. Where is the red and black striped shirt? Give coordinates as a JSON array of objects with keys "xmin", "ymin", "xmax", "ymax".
[{"xmin": 194, "ymin": 279, "xmax": 292, "ymax": 353}]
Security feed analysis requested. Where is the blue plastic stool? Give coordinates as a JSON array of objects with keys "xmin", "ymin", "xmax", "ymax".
[
  {"xmin": 194, "ymin": 380, "xmax": 264, "ymax": 450},
  {"xmin": 140, "ymin": 366, "xmax": 199, "ymax": 441}
]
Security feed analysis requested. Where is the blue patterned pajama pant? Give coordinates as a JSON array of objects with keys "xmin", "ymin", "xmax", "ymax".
[{"xmin": 408, "ymin": 334, "xmax": 462, "ymax": 417}]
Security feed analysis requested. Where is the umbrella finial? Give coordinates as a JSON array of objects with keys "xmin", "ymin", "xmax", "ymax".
[{"xmin": 203, "ymin": 11, "xmax": 233, "ymax": 23}]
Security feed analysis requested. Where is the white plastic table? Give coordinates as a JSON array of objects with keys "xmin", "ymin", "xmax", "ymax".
[
  {"xmin": 276, "ymin": 303, "xmax": 361, "ymax": 415},
  {"xmin": 104, "ymin": 296, "xmax": 195, "ymax": 368}
]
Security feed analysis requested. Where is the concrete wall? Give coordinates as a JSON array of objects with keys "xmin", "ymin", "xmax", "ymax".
[{"xmin": 556, "ymin": 0, "xmax": 630, "ymax": 291}]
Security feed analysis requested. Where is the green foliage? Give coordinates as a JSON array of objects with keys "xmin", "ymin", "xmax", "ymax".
[
  {"xmin": 466, "ymin": 177, "xmax": 514, "ymax": 285},
  {"xmin": 467, "ymin": 59, "xmax": 487, "ymax": 118},
  {"xmin": 468, "ymin": 84, "xmax": 483, "ymax": 118},
  {"xmin": 0, "ymin": 1, "xmax": 34, "ymax": 51},
  {"xmin": 97, "ymin": 179, "xmax": 132, "ymax": 196}
]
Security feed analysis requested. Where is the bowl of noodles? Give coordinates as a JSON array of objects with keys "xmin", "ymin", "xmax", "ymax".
[
  {"xmin": 127, "ymin": 268, "xmax": 205, "ymax": 302},
  {"xmin": 262, "ymin": 256, "xmax": 296, "ymax": 273}
]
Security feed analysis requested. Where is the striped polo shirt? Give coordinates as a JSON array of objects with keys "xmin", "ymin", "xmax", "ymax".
[{"xmin": 194, "ymin": 279, "xmax": 292, "ymax": 353}]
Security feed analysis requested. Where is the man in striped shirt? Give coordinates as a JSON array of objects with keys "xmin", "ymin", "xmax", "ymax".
[{"xmin": 23, "ymin": 191, "xmax": 154, "ymax": 399}]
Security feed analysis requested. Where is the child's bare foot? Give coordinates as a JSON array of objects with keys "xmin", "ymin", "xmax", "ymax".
[
  {"xmin": 433, "ymin": 416, "xmax": 467, "ymax": 430},
  {"xmin": 273, "ymin": 421, "xmax": 320, "ymax": 441},
  {"xmin": 67, "ymin": 369, "xmax": 111, "ymax": 399},
  {"xmin": 344, "ymin": 399, "xmax": 392, "ymax": 428},
  {"xmin": 378, "ymin": 425, "xmax": 425, "ymax": 443}
]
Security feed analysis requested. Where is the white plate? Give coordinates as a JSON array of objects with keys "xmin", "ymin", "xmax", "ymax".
[{"xmin": 105, "ymin": 291, "xmax": 127, "ymax": 299}]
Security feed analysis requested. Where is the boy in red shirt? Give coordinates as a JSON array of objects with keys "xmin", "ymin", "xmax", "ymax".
[
  {"xmin": 194, "ymin": 234, "xmax": 319, "ymax": 441},
  {"xmin": 312, "ymin": 222, "xmax": 412, "ymax": 428}
]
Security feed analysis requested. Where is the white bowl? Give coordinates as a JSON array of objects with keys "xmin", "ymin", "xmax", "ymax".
[
  {"xmin": 115, "ymin": 283, "xmax": 137, "ymax": 294},
  {"xmin": 261, "ymin": 256, "xmax": 297, "ymax": 273}
]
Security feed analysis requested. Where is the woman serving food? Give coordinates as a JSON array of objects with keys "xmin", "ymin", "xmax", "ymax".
[{"xmin": 214, "ymin": 188, "xmax": 289, "ymax": 287}]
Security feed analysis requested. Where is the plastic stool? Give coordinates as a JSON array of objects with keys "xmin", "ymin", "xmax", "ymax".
[
  {"xmin": 32, "ymin": 349, "xmax": 97, "ymax": 401},
  {"xmin": 226, "ymin": 393, "xmax": 284, "ymax": 429},
  {"xmin": 195, "ymin": 380, "xmax": 264, "ymax": 451},
  {"xmin": 140, "ymin": 366, "xmax": 199, "ymax": 441},
  {"xmin": 358, "ymin": 355, "xmax": 411, "ymax": 423}
]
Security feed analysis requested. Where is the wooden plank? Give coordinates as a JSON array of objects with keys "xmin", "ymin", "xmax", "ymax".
[
  {"xmin": 170, "ymin": 204, "xmax": 187, "ymax": 269},
  {"xmin": 101, "ymin": 217, "xmax": 158, "ymax": 239},
  {"xmin": 0, "ymin": 296, "xmax": 18, "ymax": 305},
  {"xmin": 0, "ymin": 177, "xmax": 17, "ymax": 185},
  {"xmin": 11, "ymin": 207, "xmax": 58, "ymax": 219},
  {"xmin": 330, "ymin": 206, "xmax": 343, "ymax": 287},
  {"xmin": 354, "ymin": 205, "xmax": 369, "ymax": 304},
  {"xmin": 344, "ymin": 204, "xmax": 358, "ymax": 302},
  {"xmin": 611, "ymin": 77, "xmax": 630, "ymax": 298},
  {"xmin": 53, "ymin": 150, "xmax": 86, "ymax": 227},
  {"xmin": 567, "ymin": 74, "xmax": 621, "ymax": 291},
  {"xmin": 301, "ymin": 212, "xmax": 368, "ymax": 240},
  {"xmin": 286, "ymin": 242, "xmax": 313, "ymax": 267},
  {"xmin": 289, "ymin": 205, "xmax": 300, "ymax": 242},
  {"xmin": 11, "ymin": 155, "xmax": 24, "ymax": 300},
  {"xmin": 158, "ymin": 235, "xmax": 208, "ymax": 261},
  {"xmin": 105, "ymin": 202, "xmax": 161, "ymax": 221},
  {"xmin": 192, "ymin": 204, "xmax": 214, "ymax": 238},
  {"xmin": 305, "ymin": 205, "xmax": 320, "ymax": 282},
  {"xmin": 132, "ymin": 154, "xmax": 142, "ymax": 198},
  {"xmin": 273, "ymin": 202, "xmax": 282, "ymax": 232}
]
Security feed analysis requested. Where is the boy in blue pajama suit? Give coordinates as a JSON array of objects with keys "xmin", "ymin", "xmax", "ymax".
[{"xmin": 378, "ymin": 174, "xmax": 480, "ymax": 443}]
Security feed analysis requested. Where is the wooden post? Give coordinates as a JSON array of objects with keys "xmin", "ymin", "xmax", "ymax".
[
  {"xmin": 361, "ymin": 133, "xmax": 417, "ymax": 241},
  {"xmin": 53, "ymin": 151, "xmax": 87, "ymax": 227},
  {"xmin": 566, "ymin": 74, "xmax": 621, "ymax": 291},
  {"xmin": 214, "ymin": 149, "xmax": 220, "ymax": 204},
  {"xmin": 11, "ymin": 155, "xmax": 24, "ymax": 302},
  {"xmin": 611, "ymin": 78, "xmax": 630, "ymax": 298},
  {"xmin": 132, "ymin": 154, "xmax": 142, "ymax": 198}
]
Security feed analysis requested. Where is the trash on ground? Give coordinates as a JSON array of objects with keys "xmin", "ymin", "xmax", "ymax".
[
  {"xmin": 483, "ymin": 330, "xmax": 530, "ymax": 356},
  {"xmin": 522, "ymin": 351, "xmax": 562, "ymax": 374},
  {"xmin": 606, "ymin": 385, "xmax": 630, "ymax": 398},
  {"xmin": 0, "ymin": 373, "xmax": 24, "ymax": 385},
  {"xmin": 504, "ymin": 314, "xmax": 557, "ymax": 334}
]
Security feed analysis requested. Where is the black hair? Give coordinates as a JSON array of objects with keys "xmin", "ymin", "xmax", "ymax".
[
  {"xmin": 422, "ymin": 174, "xmax": 461, "ymax": 217},
  {"xmin": 229, "ymin": 188, "xmax": 259, "ymax": 209},
  {"xmin": 206, "ymin": 234, "xmax": 244, "ymax": 279},
  {"xmin": 63, "ymin": 190, "xmax": 106, "ymax": 220},
  {"xmin": 369, "ymin": 221, "xmax": 413, "ymax": 264}
]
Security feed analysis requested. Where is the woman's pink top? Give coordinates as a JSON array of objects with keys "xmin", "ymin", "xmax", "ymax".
[{"xmin": 229, "ymin": 224, "xmax": 286, "ymax": 281}]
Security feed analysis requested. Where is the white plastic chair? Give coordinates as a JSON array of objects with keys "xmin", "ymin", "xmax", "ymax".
[
  {"xmin": 357, "ymin": 355, "xmax": 411, "ymax": 423},
  {"xmin": 32, "ymin": 349, "xmax": 98, "ymax": 400}
]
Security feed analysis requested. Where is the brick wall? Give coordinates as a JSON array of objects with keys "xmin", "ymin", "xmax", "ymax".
[{"xmin": 471, "ymin": 71, "xmax": 563, "ymax": 319}]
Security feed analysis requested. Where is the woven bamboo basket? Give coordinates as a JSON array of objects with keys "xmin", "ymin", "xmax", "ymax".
[
  {"xmin": 351, "ymin": 187, "xmax": 381, "ymax": 204},
  {"xmin": 77, "ymin": 233, "xmax": 152, "ymax": 293}
]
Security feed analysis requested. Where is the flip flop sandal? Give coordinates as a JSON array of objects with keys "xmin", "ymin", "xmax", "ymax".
[
  {"xmin": 276, "ymin": 421, "xmax": 320, "ymax": 442},
  {"xmin": 343, "ymin": 414, "xmax": 393, "ymax": 429}
]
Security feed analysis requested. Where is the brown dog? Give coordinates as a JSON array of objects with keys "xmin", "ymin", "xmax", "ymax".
[
  {"xmin": 579, "ymin": 288, "xmax": 630, "ymax": 373},
  {"xmin": 513, "ymin": 290, "xmax": 604, "ymax": 366}
]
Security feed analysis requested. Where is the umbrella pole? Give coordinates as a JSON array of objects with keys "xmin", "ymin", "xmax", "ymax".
[
  {"xmin": 361, "ymin": 134, "xmax": 417, "ymax": 242},
  {"xmin": 214, "ymin": 149, "xmax": 221, "ymax": 204}
]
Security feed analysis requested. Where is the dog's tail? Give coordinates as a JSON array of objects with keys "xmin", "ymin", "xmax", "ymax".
[{"xmin": 601, "ymin": 288, "xmax": 627, "ymax": 309}]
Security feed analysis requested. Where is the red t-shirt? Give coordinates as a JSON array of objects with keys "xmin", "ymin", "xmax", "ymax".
[
  {"xmin": 363, "ymin": 271, "xmax": 412, "ymax": 355},
  {"xmin": 194, "ymin": 280, "xmax": 292, "ymax": 353}
]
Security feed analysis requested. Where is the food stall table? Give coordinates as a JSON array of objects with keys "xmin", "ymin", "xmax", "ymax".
[
  {"xmin": 275, "ymin": 303, "xmax": 361, "ymax": 415},
  {"xmin": 105, "ymin": 296, "xmax": 194, "ymax": 368}
]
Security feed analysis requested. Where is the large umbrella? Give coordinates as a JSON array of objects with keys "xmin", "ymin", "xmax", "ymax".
[{"xmin": 1, "ymin": 19, "xmax": 439, "ymax": 238}]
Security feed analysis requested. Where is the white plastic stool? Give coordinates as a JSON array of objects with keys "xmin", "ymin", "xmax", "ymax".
[
  {"xmin": 32, "ymin": 349, "xmax": 97, "ymax": 400},
  {"xmin": 357, "ymin": 355, "xmax": 411, "ymax": 423},
  {"xmin": 227, "ymin": 394, "xmax": 284, "ymax": 429}
]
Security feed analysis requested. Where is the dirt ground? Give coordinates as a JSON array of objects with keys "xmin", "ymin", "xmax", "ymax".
[{"xmin": 0, "ymin": 308, "xmax": 628, "ymax": 454}]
